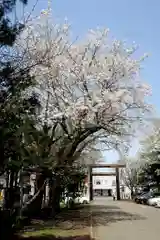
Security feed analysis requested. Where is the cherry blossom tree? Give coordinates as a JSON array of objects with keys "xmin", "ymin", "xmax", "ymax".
[
  {"xmin": 10, "ymin": 9, "xmax": 153, "ymax": 214},
  {"xmin": 138, "ymin": 123, "xmax": 160, "ymax": 187},
  {"xmin": 15, "ymin": 10, "xmax": 152, "ymax": 176},
  {"xmin": 119, "ymin": 157, "xmax": 140, "ymax": 197}
]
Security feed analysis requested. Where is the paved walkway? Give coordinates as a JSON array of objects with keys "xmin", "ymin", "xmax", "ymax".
[{"xmin": 90, "ymin": 197, "xmax": 160, "ymax": 240}]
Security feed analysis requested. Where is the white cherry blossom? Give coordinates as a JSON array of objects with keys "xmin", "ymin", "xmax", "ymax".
[{"xmin": 15, "ymin": 11, "xmax": 152, "ymax": 155}]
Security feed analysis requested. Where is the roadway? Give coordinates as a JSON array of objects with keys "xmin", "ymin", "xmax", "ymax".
[{"xmin": 89, "ymin": 197, "xmax": 160, "ymax": 240}]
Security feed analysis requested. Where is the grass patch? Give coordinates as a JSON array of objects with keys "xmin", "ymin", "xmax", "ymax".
[
  {"xmin": 21, "ymin": 227, "xmax": 90, "ymax": 238},
  {"xmin": 19, "ymin": 205, "xmax": 91, "ymax": 239}
]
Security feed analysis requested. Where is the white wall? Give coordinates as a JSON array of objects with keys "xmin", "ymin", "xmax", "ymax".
[
  {"xmin": 92, "ymin": 175, "xmax": 131, "ymax": 197},
  {"xmin": 93, "ymin": 176, "xmax": 116, "ymax": 190}
]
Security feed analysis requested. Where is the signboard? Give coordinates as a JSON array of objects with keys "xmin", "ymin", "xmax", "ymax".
[{"xmin": 0, "ymin": 190, "xmax": 3, "ymax": 200}]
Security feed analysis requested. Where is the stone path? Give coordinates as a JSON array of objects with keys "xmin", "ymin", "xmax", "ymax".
[{"xmin": 90, "ymin": 197, "xmax": 160, "ymax": 240}]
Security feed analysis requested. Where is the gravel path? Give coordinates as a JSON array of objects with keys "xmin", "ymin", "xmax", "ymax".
[{"xmin": 90, "ymin": 197, "xmax": 160, "ymax": 240}]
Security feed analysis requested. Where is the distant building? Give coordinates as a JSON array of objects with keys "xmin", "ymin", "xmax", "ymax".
[
  {"xmin": 93, "ymin": 175, "xmax": 132, "ymax": 198},
  {"xmin": 82, "ymin": 173, "xmax": 131, "ymax": 199},
  {"xmin": 93, "ymin": 175, "xmax": 131, "ymax": 198},
  {"xmin": 93, "ymin": 175, "xmax": 116, "ymax": 196}
]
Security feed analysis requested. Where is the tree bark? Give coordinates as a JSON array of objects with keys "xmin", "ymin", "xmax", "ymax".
[
  {"xmin": 24, "ymin": 173, "xmax": 45, "ymax": 217},
  {"xmin": 131, "ymin": 187, "xmax": 134, "ymax": 199},
  {"xmin": 49, "ymin": 177, "xmax": 61, "ymax": 216},
  {"xmin": 53, "ymin": 186, "xmax": 61, "ymax": 214},
  {"xmin": 14, "ymin": 172, "xmax": 18, "ymax": 187},
  {"xmin": 4, "ymin": 171, "xmax": 15, "ymax": 209}
]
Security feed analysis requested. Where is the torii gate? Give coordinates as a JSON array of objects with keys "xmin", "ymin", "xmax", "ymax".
[{"xmin": 88, "ymin": 163, "xmax": 126, "ymax": 201}]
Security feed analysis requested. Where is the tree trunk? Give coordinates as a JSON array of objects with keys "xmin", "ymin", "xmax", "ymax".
[
  {"xmin": 6, "ymin": 171, "xmax": 9, "ymax": 188},
  {"xmin": 14, "ymin": 172, "xmax": 18, "ymax": 187},
  {"xmin": 4, "ymin": 171, "xmax": 15, "ymax": 209},
  {"xmin": 53, "ymin": 186, "xmax": 61, "ymax": 213},
  {"xmin": 48, "ymin": 179, "xmax": 54, "ymax": 207},
  {"xmin": 0, "ymin": 210, "xmax": 15, "ymax": 240},
  {"xmin": 49, "ymin": 178, "xmax": 61, "ymax": 216},
  {"xmin": 24, "ymin": 173, "xmax": 45, "ymax": 217},
  {"xmin": 131, "ymin": 187, "xmax": 134, "ymax": 199}
]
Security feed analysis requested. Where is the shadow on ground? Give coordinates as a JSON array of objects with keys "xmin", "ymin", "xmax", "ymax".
[
  {"xmin": 86, "ymin": 205, "xmax": 121, "ymax": 210},
  {"xmin": 15, "ymin": 235, "xmax": 93, "ymax": 240},
  {"xmin": 23, "ymin": 203, "xmax": 146, "ymax": 232},
  {"xmin": 57, "ymin": 204, "xmax": 146, "ymax": 228}
]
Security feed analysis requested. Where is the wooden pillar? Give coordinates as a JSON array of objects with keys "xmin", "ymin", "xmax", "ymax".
[
  {"xmin": 88, "ymin": 166, "xmax": 93, "ymax": 201},
  {"xmin": 116, "ymin": 167, "xmax": 120, "ymax": 200}
]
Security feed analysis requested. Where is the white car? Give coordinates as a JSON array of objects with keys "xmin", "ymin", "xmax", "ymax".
[
  {"xmin": 147, "ymin": 196, "xmax": 160, "ymax": 206},
  {"xmin": 155, "ymin": 199, "xmax": 160, "ymax": 208},
  {"xmin": 76, "ymin": 196, "xmax": 89, "ymax": 204},
  {"xmin": 65, "ymin": 196, "xmax": 89, "ymax": 205}
]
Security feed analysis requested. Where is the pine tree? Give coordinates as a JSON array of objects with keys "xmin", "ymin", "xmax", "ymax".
[
  {"xmin": 0, "ymin": 0, "xmax": 40, "ymax": 174},
  {"xmin": 0, "ymin": 1, "xmax": 41, "ymax": 239},
  {"xmin": 0, "ymin": 0, "xmax": 28, "ymax": 46}
]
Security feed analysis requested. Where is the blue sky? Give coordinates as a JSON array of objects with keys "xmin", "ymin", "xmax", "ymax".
[{"xmin": 20, "ymin": 0, "xmax": 160, "ymax": 163}]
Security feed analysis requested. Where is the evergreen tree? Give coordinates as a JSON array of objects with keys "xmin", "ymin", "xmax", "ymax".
[
  {"xmin": 0, "ymin": 0, "xmax": 27, "ymax": 46},
  {"xmin": 0, "ymin": 0, "xmax": 40, "ymax": 174}
]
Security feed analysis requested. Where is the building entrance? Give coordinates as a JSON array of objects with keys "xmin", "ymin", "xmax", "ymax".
[
  {"xmin": 88, "ymin": 164, "xmax": 126, "ymax": 201},
  {"xmin": 93, "ymin": 189, "xmax": 113, "ymax": 197},
  {"xmin": 108, "ymin": 189, "xmax": 112, "ymax": 196}
]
